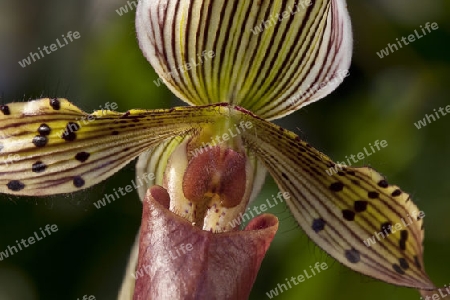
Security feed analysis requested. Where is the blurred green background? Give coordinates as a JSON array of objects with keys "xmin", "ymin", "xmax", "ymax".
[{"xmin": 0, "ymin": 0, "xmax": 449, "ymax": 299}]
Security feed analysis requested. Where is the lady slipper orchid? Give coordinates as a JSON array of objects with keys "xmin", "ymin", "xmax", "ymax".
[{"xmin": 0, "ymin": 0, "xmax": 440, "ymax": 299}]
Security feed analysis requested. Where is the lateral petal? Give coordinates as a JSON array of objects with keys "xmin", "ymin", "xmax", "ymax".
[
  {"xmin": 236, "ymin": 107, "xmax": 434, "ymax": 290},
  {"xmin": 0, "ymin": 99, "xmax": 219, "ymax": 196}
]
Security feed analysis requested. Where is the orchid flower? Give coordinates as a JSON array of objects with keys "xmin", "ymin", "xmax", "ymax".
[{"xmin": 0, "ymin": 0, "xmax": 439, "ymax": 299}]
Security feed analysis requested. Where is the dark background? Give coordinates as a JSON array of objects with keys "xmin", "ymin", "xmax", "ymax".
[{"xmin": 0, "ymin": 0, "xmax": 449, "ymax": 299}]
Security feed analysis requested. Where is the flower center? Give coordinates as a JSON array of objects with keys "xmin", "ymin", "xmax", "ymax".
[{"xmin": 163, "ymin": 118, "xmax": 257, "ymax": 232}]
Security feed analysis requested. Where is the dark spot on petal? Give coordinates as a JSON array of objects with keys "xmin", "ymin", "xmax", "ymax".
[
  {"xmin": 414, "ymin": 256, "xmax": 421, "ymax": 269},
  {"xmin": 342, "ymin": 209, "xmax": 355, "ymax": 221},
  {"xmin": 393, "ymin": 264, "xmax": 405, "ymax": 275},
  {"xmin": 61, "ymin": 122, "xmax": 80, "ymax": 141},
  {"xmin": 378, "ymin": 180, "xmax": 389, "ymax": 188},
  {"xmin": 0, "ymin": 105, "xmax": 11, "ymax": 115},
  {"xmin": 347, "ymin": 171, "xmax": 356, "ymax": 176},
  {"xmin": 330, "ymin": 182, "xmax": 344, "ymax": 192},
  {"xmin": 38, "ymin": 124, "xmax": 51, "ymax": 136},
  {"xmin": 50, "ymin": 98, "xmax": 61, "ymax": 110},
  {"xmin": 75, "ymin": 152, "xmax": 90, "ymax": 162},
  {"xmin": 62, "ymin": 131, "xmax": 76, "ymax": 141},
  {"xmin": 112, "ymin": 131, "xmax": 119, "ymax": 135},
  {"xmin": 354, "ymin": 200, "xmax": 368, "ymax": 213},
  {"xmin": 32, "ymin": 161, "xmax": 47, "ymax": 173},
  {"xmin": 345, "ymin": 248, "xmax": 360, "ymax": 263},
  {"xmin": 381, "ymin": 222, "xmax": 392, "ymax": 235},
  {"xmin": 368, "ymin": 191, "xmax": 379, "ymax": 199},
  {"xmin": 391, "ymin": 189, "xmax": 402, "ymax": 197},
  {"xmin": 7, "ymin": 180, "xmax": 25, "ymax": 191},
  {"xmin": 399, "ymin": 258, "xmax": 409, "ymax": 270},
  {"xmin": 337, "ymin": 171, "xmax": 345, "ymax": 176},
  {"xmin": 73, "ymin": 176, "xmax": 85, "ymax": 188},
  {"xmin": 281, "ymin": 172, "xmax": 288, "ymax": 180},
  {"xmin": 399, "ymin": 230, "xmax": 408, "ymax": 250},
  {"xmin": 32, "ymin": 135, "xmax": 48, "ymax": 147},
  {"xmin": 312, "ymin": 218, "xmax": 326, "ymax": 233},
  {"xmin": 351, "ymin": 179, "xmax": 359, "ymax": 185},
  {"xmin": 400, "ymin": 230, "xmax": 408, "ymax": 241},
  {"xmin": 123, "ymin": 147, "xmax": 130, "ymax": 152},
  {"xmin": 399, "ymin": 239, "xmax": 406, "ymax": 251}
]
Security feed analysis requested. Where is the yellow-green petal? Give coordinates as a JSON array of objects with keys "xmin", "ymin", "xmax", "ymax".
[{"xmin": 136, "ymin": 0, "xmax": 352, "ymax": 120}]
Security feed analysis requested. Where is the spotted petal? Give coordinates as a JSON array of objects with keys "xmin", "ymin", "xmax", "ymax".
[
  {"xmin": 230, "ymin": 107, "xmax": 434, "ymax": 290},
  {"xmin": 0, "ymin": 98, "xmax": 222, "ymax": 196},
  {"xmin": 136, "ymin": 0, "xmax": 352, "ymax": 120}
]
